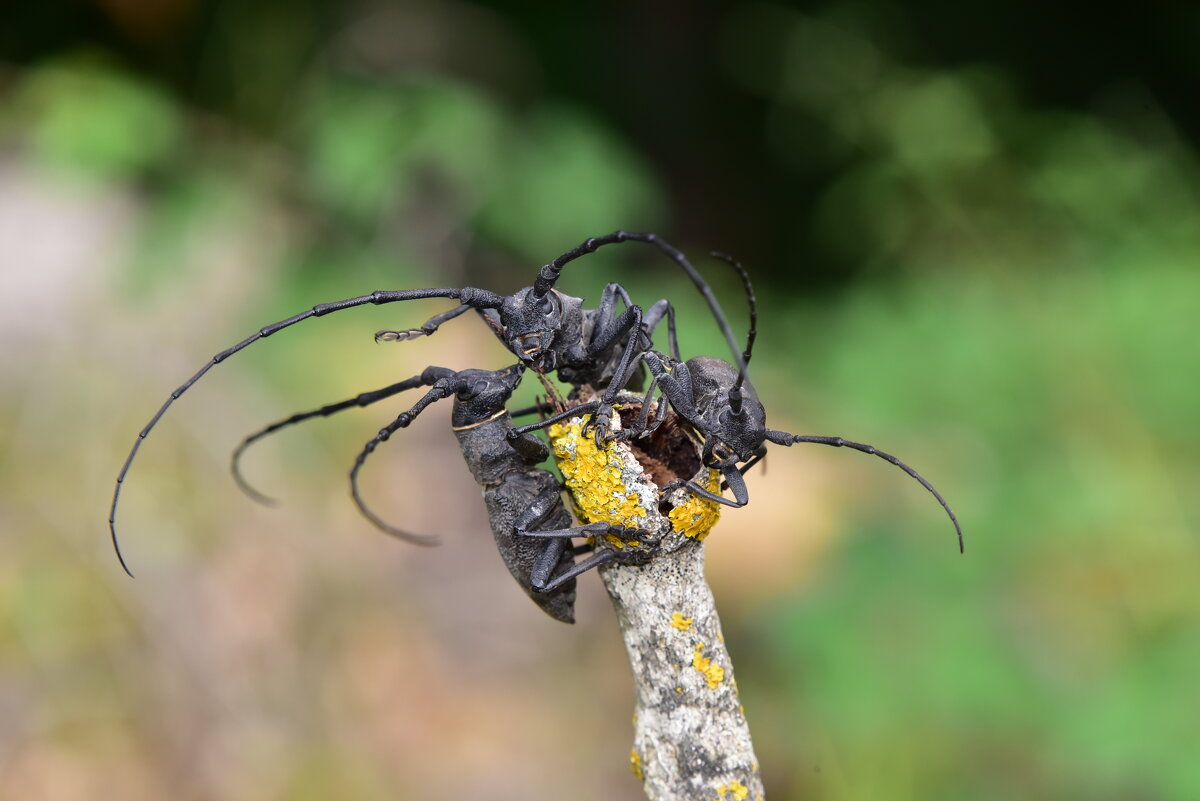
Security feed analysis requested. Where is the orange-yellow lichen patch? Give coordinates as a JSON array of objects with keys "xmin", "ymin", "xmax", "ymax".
[
  {"xmin": 670, "ymin": 612, "xmax": 694, "ymax": 631},
  {"xmin": 716, "ymin": 781, "xmax": 750, "ymax": 800},
  {"xmin": 692, "ymin": 643, "xmax": 725, "ymax": 689},
  {"xmin": 549, "ymin": 418, "xmax": 649, "ymax": 528},
  {"xmin": 550, "ymin": 416, "xmax": 725, "ymax": 542},
  {"xmin": 630, "ymin": 749, "xmax": 644, "ymax": 781},
  {"xmin": 667, "ymin": 468, "xmax": 722, "ymax": 539}
]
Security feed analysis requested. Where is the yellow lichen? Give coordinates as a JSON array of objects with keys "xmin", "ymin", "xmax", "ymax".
[
  {"xmin": 667, "ymin": 468, "xmax": 723, "ymax": 539},
  {"xmin": 630, "ymin": 749, "xmax": 643, "ymax": 781},
  {"xmin": 670, "ymin": 613, "xmax": 693, "ymax": 631},
  {"xmin": 550, "ymin": 415, "xmax": 727, "ymax": 544},
  {"xmin": 604, "ymin": 533, "xmax": 626, "ymax": 550},
  {"xmin": 715, "ymin": 781, "xmax": 749, "ymax": 800},
  {"xmin": 692, "ymin": 643, "xmax": 725, "ymax": 689},
  {"xmin": 548, "ymin": 418, "xmax": 649, "ymax": 528}
]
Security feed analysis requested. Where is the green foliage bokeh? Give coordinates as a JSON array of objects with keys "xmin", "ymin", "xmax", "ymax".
[{"xmin": 1, "ymin": 4, "xmax": 1195, "ymax": 800}]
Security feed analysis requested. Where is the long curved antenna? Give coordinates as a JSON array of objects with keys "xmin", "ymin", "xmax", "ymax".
[
  {"xmin": 109, "ymin": 286, "xmax": 502, "ymax": 576},
  {"xmin": 709, "ymin": 251, "xmax": 757, "ymax": 418},
  {"xmin": 349, "ymin": 377, "xmax": 464, "ymax": 546},
  {"xmin": 530, "ymin": 231, "xmax": 747, "ymax": 377},
  {"xmin": 766, "ymin": 430, "xmax": 964, "ymax": 553},
  {"xmin": 709, "ymin": 252, "xmax": 757, "ymax": 394},
  {"xmin": 231, "ymin": 375, "xmax": 439, "ymax": 506}
]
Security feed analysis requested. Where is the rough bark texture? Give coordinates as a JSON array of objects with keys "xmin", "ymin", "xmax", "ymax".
[
  {"xmin": 546, "ymin": 397, "xmax": 764, "ymax": 800},
  {"xmin": 602, "ymin": 542, "xmax": 764, "ymax": 801}
]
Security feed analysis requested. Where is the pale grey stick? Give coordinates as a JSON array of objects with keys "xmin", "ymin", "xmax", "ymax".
[
  {"xmin": 550, "ymin": 407, "xmax": 765, "ymax": 800},
  {"xmin": 601, "ymin": 539, "xmax": 764, "ymax": 801}
]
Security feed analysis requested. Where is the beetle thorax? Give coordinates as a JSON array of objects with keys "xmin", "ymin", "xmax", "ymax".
[{"xmin": 685, "ymin": 356, "xmax": 767, "ymax": 461}]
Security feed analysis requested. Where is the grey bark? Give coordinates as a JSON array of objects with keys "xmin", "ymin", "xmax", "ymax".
[
  {"xmin": 601, "ymin": 540, "xmax": 764, "ymax": 801},
  {"xmin": 555, "ymin": 404, "xmax": 765, "ymax": 800}
]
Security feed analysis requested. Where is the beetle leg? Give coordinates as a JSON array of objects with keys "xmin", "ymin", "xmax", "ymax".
[
  {"xmin": 374, "ymin": 302, "xmax": 474, "ymax": 342},
  {"xmin": 535, "ymin": 549, "xmax": 619, "ymax": 593},
  {"xmin": 348, "ymin": 376, "xmax": 473, "ymax": 545},
  {"xmin": 640, "ymin": 298, "xmax": 680, "ymax": 361},
  {"xmin": 663, "ymin": 463, "xmax": 750, "ymax": 508}
]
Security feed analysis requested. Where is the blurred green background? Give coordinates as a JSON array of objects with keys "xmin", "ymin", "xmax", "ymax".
[{"xmin": 2, "ymin": 2, "xmax": 1197, "ymax": 799}]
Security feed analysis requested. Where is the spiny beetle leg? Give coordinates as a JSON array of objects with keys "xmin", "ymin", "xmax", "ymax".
[{"xmin": 535, "ymin": 549, "xmax": 619, "ymax": 593}]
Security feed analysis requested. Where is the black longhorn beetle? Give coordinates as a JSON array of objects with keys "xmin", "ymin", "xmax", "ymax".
[
  {"xmin": 517, "ymin": 253, "xmax": 965, "ymax": 552},
  {"xmin": 231, "ymin": 362, "xmax": 654, "ymax": 623},
  {"xmin": 110, "ymin": 231, "xmax": 744, "ymax": 575}
]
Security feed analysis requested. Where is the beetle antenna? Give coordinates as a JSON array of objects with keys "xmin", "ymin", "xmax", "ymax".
[
  {"xmin": 108, "ymin": 287, "xmax": 500, "ymax": 574},
  {"xmin": 709, "ymin": 251, "xmax": 757, "ymax": 413},
  {"xmin": 231, "ymin": 375, "xmax": 439, "ymax": 506},
  {"xmin": 765, "ymin": 430, "xmax": 964, "ymax": 553},
  {"xmin": 530, "ymin": 231, "xmax": 747, "ymax": 377},
  {"xmin": 349, "ymin": 381, "xmax": 464, "ymax": 546}
]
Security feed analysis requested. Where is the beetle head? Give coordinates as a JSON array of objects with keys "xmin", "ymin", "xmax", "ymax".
[
  {"xmin": 454, "ymin": 363, "xmax": 526, "ymax": 422},
  {"xmin": 703, "ymin": 381, "xmax": 767, "ymax": 468},
  {"xmin": 500, "ymin": 288, "xmax": 583, "ymax": 373}
]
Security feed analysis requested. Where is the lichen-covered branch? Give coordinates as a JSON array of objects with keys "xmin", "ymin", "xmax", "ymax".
[
  {"xmin": 602, "ymin": 542, "xmax": 764, "ymax": 801},
  {"xmin": 547, "ymin": 399, "xmax": 764, "ymax": 800}
]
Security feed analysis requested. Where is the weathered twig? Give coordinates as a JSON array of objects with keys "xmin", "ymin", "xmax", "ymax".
[
  {"xmin": 602, "ymin": 541, "xmax": 764, "ymax": 801},
  {"xmin": 548, "ymin": 399, "xmax": 764, "ymax": 800}
]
